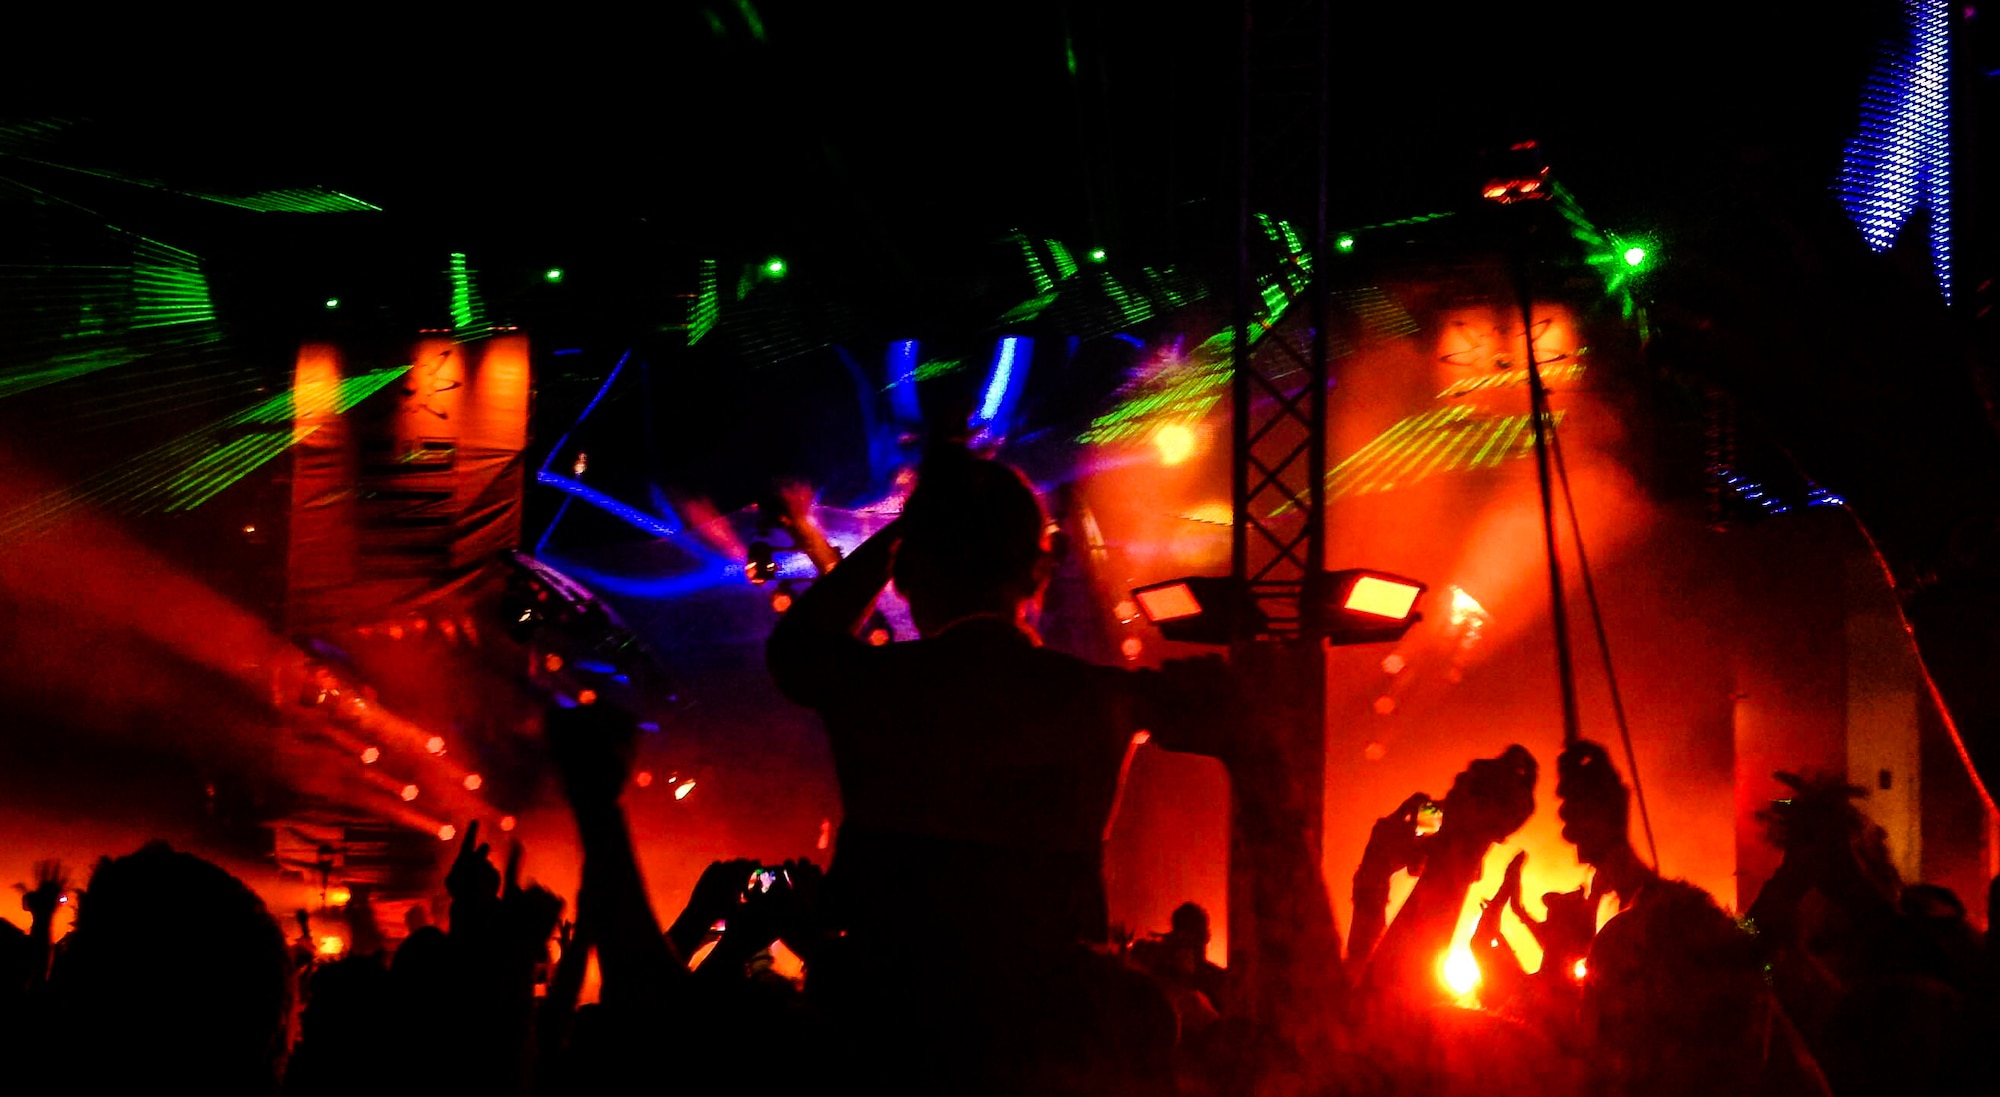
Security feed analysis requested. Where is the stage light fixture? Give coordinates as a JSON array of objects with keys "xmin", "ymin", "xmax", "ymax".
[
  {"xmin": 1130, "ymin": 576, "xmax": 1263, "ymax": 645},
  {"xmin": 498, "ymin": 815, "xmax": 517, "ymax": 832},
  {"xmin": 746, "ymin": 541, "xmax": 778, "ymax": 585},
  {"xmin": 674, "ymin": 780, "xmax": 697, "ymax": 800},
  {"xmin": 544, "ymin": 267, "xmax": 564, "ymax": 283},
  {"xmin": 463, "ymin": 774, "xmax": 483, "ymax": 791},
  {"xmin": 1336, "ymin": 234, "xmax": 1356, "ymax": 253},
  {"xmin": 400, "ymin": 784, "xmax": 419, "ymax": 802},
  {"xmin": 1088, "ymin": 248, "xmax": 1107, "ymax": 262},
  {"xmin": 361, "ymin": 747, "xmax": 380, "ymax": 764},
  {"xmin": 865, "ymin": 611, "xmax": 893, "ymax": 646},
  {"xmin": 770, "ymin": 579, "xmax": 798, "ymax": 614},
  {"xmin": 1131, "ymin": 569, "xmax": 1425, "ymax": 645},
  {"xmin": 1622, "ymin": 246, "xmax": 1647, "ymax": 267},
  {"xmin": 325, "ymin": 297, "xmax": 340, "ymax": 309},
  {"xmin": 765, "ymin": 257, "xmax": 787, "ymax": 277},
  {"xmin": 438, "ymin": 824, "xmax": 456, "ymax": 841},
  {"xmin": 1325, "ymin": 569, "xmax": 1428, "ymax": 645}
]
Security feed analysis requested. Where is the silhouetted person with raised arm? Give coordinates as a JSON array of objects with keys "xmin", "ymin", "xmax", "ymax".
[{"xmin": 767, "ymin": 443, "xmax": 1227, "ymax": 1094}]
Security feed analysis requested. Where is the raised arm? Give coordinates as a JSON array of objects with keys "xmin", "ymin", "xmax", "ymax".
[{"xmin": 766, "ymin": 516, "xmax": 900, "ymax": 707}]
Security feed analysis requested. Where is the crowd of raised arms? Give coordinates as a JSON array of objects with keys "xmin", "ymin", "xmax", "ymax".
[{"xmin": 3, "ymin": 445, "xmax": 1993, "ymax": 1096}]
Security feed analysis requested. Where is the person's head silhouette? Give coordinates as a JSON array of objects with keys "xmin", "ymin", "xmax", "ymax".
[
  {"xmin": 54, "ymin": 842, "xmax": 291, "ymax": 1095},
  {"xmin": 892, "ymin": 442, "xmax": 1053, "ymax": 636}
]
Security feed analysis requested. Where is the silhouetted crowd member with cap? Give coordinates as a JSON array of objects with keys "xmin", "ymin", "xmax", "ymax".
[{"xmin": 768, "ymin": 438, "xmax": 1236, "ymax": 1094}]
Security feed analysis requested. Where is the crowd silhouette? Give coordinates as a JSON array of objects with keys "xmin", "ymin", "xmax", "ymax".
[{"xmin": 4, "ymin": 445, "xmax": 1996, "ymax": 1095}]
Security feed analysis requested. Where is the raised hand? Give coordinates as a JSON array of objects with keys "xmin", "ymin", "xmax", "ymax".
[
  {"xmin": 17, "ymin": 859, "xmax": 68, "ymax": 920},
  {"xmin": 1514, "ymin": 879, "xmax": 1599, "ymax": 972},
  {"xmin": 668, "ymin": 859, "xmax": 760, "ymax": 962},
  {"xmin": 446, "ymin": 819, "xmax": 501, "ymax": 905},
  {"xmin": 545, "ymin": 704, "xmax": 639, "ymax": 814},
  {"xmin": 1358, "ymin": 792, "xmax": 1434, "ymax": 885}
]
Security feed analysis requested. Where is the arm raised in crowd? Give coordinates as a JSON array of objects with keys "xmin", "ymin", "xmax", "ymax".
[
  {"xmin": 546, "ymin": 704, "xmax": 678, "ymax": 1010},
  {"xmin": 1366, "ymin": 746, "xmax": 1537, "ymax": 1001},
  {"xmin": 766, "ymin": 515, "xmax": 900, "ymax": 709}
]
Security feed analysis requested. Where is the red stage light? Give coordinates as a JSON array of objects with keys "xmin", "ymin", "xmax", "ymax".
[
  {"xmin": 544, "ymin": 653, "xmax": 564, "ymax": 672},
  {"xmin": 635, "ymin": 771, "xmax": 653, "ymax": 788},
  {"xmin": 498, "ymin": 815, "xmax": 517, "ymax": 832},
  {"xmin": 438, "ymin": 824, "xmax": 456, "ymax": 841},
  {"xmin": 361, "ymin": 747, "xmax": 380, "ymax": 764},
  {"xmin": 463, "ymin": 774, "xmax": 483, "ymax": 791},
  {"xmin": 577, "ymin": 689, "xmax": 598, "ymax": 705},
  {"xmin": 674, "ymin": 780, "xmax": 696, "ymax": 800},
  {"xmin": 425, "ymin": 736, "xmax": 446, "ymax": 755},
  {"xmin": 400, "ymin": 784, "xmax": 419, "ymax": 802},
  {"xmin": 1120, "ymin": 636, "xmax": 1144, "ymax": 660},
  {"xmin": 1134, "ymin": 582, "xmax": 1202, "ymax": 622},
  {"xmin": 1344, "ymin": 575, "xmax": 1422, "ymax": 620}
]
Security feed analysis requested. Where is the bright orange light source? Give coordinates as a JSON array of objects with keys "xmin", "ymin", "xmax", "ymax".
[
  {"xmin": 1441, "ymin": 946, "xmax": 1481, "ymax": 999},
  {"xmin": 1120, "ymin": 636, "xmax": 1144, "ymax": 659},
  {"xmin": 498, "ymin": 815, "xmax": 517, "ymax": 832},
  {"xmin": 770, "ymin": 592, "xmax": 794, "ymax": 613},
  {"xmin": 577, "ymin": 689, "xmax": 598, "ymax": 705},
  {"xmin": 1572, "ymin": 958, "xmax": 1588, "ymax": 982},
  {"xmin": 317, "ymin": 936, "xmax": 344, "ymax": 957},
  {"xmin": 674, "ymin": 780, "xmax": 696, "ymax": 800},
  {"xmin": 1153, "ymin": 423, "xmax": 1197, "ymax": 466},
  {"xmin": 424, "ymin": 736, "xmax": 446, "ymax": 755},
  {"xmin": 400, "ymin": 784, "xmax": 419, "ymax": 802},
  {"xmin": 463, "ymin": 774, "xmax": 483, "ymax": 791},
  {"xmin": 544, "ymin": 653, "xmax": 564, "ymax": 672},
  {"xmin": 387, "ymin": 625, "xmax": 404, "ymax": 640},
  {"xmin": 1134, "ymin": 582, "xmax": 1202, "ymax": 622},
  {"xmin": 438, "ymin": 824, "xmax": 456, "ymax": 841},
  {"xmin": 1132, "ymin": 730, "xmax": 1151, "ymax": 745},
  {"xmin": 361, "ymin": 747, "xmax": 380, "ymax": 764},
  {"xmin": 1344, "ymin": 575, "xmax": 1422, "ymax": 620},
  {"xmin": 328, "ymin": 885, "xmax": 352, "ymax": 906},
  {"xmin": 866, "ymin": 629, "xmax": 891, "ymax": 647},
  {"xmin": 1113, "ymin": 599, "xmax": 1139, "ymax": 622},
  {"xmin": 635, "ymin": 771, "xmax": 654, "ymax": 788}
]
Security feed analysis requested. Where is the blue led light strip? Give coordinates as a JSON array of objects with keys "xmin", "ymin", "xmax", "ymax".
[
  {"xmin": 1837, "ymin": 0, "xmax": 1952, "ymax": 302},
  {"xmin": 535, "ymin": 471, "xmax": 680, "ymax": 537},
  {"xmin": 539, "ymin": 351, "xmax": 630, "ymax": 476}
]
